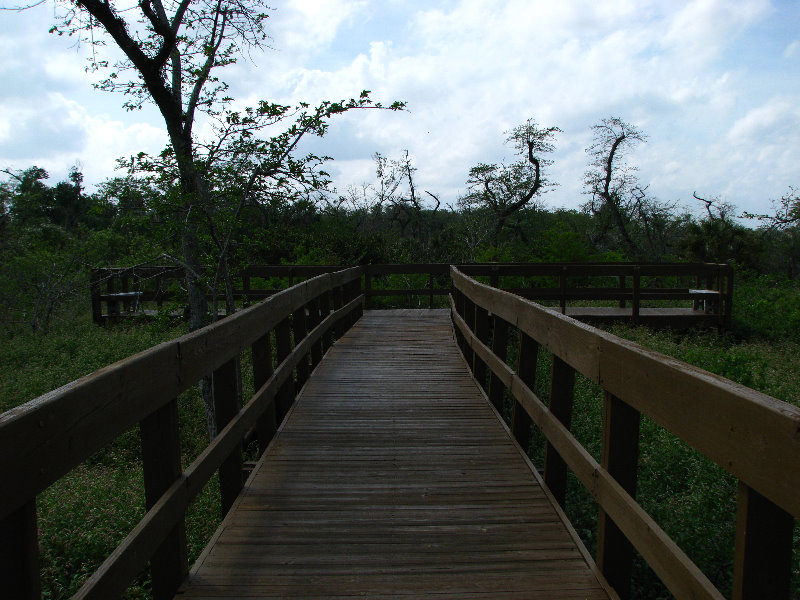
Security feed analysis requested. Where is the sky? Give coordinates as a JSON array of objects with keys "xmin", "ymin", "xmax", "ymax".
[{"xmin": 0, "ymin": 0, "xmax": 798, "ymax": 218}]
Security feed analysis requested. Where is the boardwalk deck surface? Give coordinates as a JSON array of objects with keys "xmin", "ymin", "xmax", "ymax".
[{"xmin": 176, "ymin": 309, "xmax": 614, "ymax": 599}]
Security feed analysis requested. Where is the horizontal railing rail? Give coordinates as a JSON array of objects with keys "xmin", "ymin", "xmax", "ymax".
[
  {"xmin": 91, "ymin": 262, "xmax": 733, "ymax": 327},
  {"xmin": 1, "ymin": 267, "xmax": 364, "ymax": 600},
  {"xmin": 450, "ymin": 266, "xmax": 797, "ymax": 600}
]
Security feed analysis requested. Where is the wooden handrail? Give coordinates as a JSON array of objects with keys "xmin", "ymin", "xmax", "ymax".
[
  {"xmin": 90, "ymin": 262, "xmax": 733, "ymax": 324},
  {"xmin": 450, "ymin": 266, "xmax": 797, "ymax": 600},
  {"xmin": 0, "ymin": 267, "xmax": 364, "ymax": 599}
]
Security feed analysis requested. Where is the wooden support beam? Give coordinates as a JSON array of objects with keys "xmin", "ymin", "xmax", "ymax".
[
  {"xmin": 307, "ymin": 298, "xmax": 323, "ymax": 369},
  {"xmin": 213, "ymin": 358, "xmax": 243, "ymax": 516},
  {"xmin": 251, "ymin": 330, "xmax": 276, "ymax": 454},
  {"xmin": 512, "ymin": 333, "xmax": 538, "ymax": 451},
  {"xmin": 140, "ymin": 399, "xmax": 188, "ymax": 600},
  {"xmin": 488, "ymin": 316, "xmax": 509, "ymax": 415},
  {"xmin": 292, "ymin": 306, "xmax": 310, "ymax": 391},
  {"xmin": 364, "ymin": 270, "xmax": 373, "ymax": 310},
  {"xmin": 596, "ymin": 391, "xmax": 641, "ymax": 600},
  {"xmin": 274, "ymin": 317, "xmax": 294, "ymax": 422},
  {"xmin": 473, "ymin": 304, "xmax": 491, "ymax": 392},
  {"xmin": 543, "ymin": 356, "xmax": 575, "ymax": 508},
  {"xmin": 463, "ymin": 297, "xmax": 476, "ymax": 373},
  {"xmin": 733, "ymin": 482, "xmax": 794, "ymax": 600},
  {"xmin": 320, "ymin": 290, "xmax": 333, "ymax": 352},
  {"xmin": 0, "ymin": 500, "xmax": 40, "ymax": 600}
]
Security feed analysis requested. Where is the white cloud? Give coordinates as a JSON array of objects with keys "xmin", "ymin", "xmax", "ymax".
[{"xmin": 1, "ymin": 0, "xmax": 796, "ymax": 215}]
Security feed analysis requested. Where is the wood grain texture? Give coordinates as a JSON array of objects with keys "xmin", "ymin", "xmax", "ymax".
[{"xmin": 177, "ymin": 310, "xmax": 614, "ymax": 599}]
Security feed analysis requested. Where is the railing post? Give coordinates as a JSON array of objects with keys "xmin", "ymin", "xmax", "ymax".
[
  {"xmin": 0, "ymin": 500, "xmax": 40, "ymax": 600},
  {"xmin": 140, "ymin": 398, "xmax": 188, "ymax": 600},
  {"xmin": 428, "ymin": 270, "xmax": 434, "ymax": 308},
  {"xmin": 275, "ymin": 317, "xmax": 294, "ymax": 422},
  {"xmin": 348, "ymin": 275, "xmax": 363, "ymax": 326},
  {"xmin": 107, "ymin": 275, "xmax": 119, "ymax": 317},
  {"xmin": 511, "ymin": 333, "xmax": 538, "ymax": 451},
  {"xmin": 596, "ymin": 391, "xmax": 640, "ymax": 600},
  {"xmin": 543, "ymin": 356, "xmax": 575, "ymax": 507},
  {"xmin": 463, "ymin": 296, "xmax": 476, "ymax": 374},
  {"xmin": 488, "ymin": 316, "xmax": 509, "ymax": 414},
  {"xmin": 473, "ymin": 304, "xmax": 491, "ymax": 391},
  {"xmin": 733, "ymin": 482, "xmax": 794, "ymax": 600},
  {"xmin": 91, "ymin": 270, "xmax": 103, "ymax": 324},
  {"xmin": 618, "ymin": 275, "xmax": 626, "ymax": 309},
  {"xmin": 364, "ymin": 267, "xmax": 373, "ymax": 310},
  {"xmin": 632, "ymin": 267, "xmax": 641, "ymax": 325},
  {"xmin": 724, "ymin": 265, "xmax": 734, "ymax": 331},
  {"xmin": 332, "ymin": 283, "xmax": 344, "ymax": 338},
  {"xmin": 559, "ymin": 266, "xmax": 567, "ymax": 314},
  {"xmin": 214, "ymin": 358, "xmax": 243, "ymax": 516},
  {"xmin": 451, "ymin": 287, "xmax": 467, "ymax": 355},
  {"xmin": 307, "ymin": 297, "xmax": 323, "ymax": 369},
  {"xmin": 251, "ymin": 330, "xmax": 276, "ymax": 454},
  {"xmin": 292, "ymin": 305, "xmax": 310, "ymax": 391},
  {"xmin": 320, "ymin": 289, "xmax": 333, "ymax": 352}
]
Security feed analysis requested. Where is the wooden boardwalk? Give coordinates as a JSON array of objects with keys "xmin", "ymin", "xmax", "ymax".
[{"xmin": 176, "ymin": 309, "xmax": 615, "ymax": 599}]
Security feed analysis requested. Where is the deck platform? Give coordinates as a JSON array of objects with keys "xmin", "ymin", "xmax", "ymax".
[
  {"xmin": 548, "ymin": 305, "xmax": 722, "ymax": 328},
  {"xmin": 176, "ymin": 309, "xmax": 615, "ymax": 599}
]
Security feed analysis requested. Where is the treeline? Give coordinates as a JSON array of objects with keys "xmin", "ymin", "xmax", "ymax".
[{"xmin": 1, "ymin": 147, "xmax": 798, "ymax": 334}]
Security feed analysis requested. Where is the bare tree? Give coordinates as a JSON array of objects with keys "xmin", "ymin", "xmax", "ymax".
[
  {"xmin": 742, "ymin": 186, "xmax": 800, "ymax": 229},
  {"xmin": 463, "ymin": 119, "xmax": 560, "ymax": 244},
  {"xmin": 583, "ymin": 117, "xmax": 647, "ymax": 256}
]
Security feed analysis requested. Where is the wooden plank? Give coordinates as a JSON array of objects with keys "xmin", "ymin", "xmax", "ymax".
[
  {"xmin": 140, "ymin": 398, "xmax": 188, "ymax": 600},
  {"xmin": 596, "ymin": 392, "xmax": 640, "ymax": 600},
  {"xmin": 0, "ymin": 500, "xmax": 40, "ymax": 599},
  {"xmin": 473, "ymin": 304, "xmax": 491, "ymax": 392},
  {"xmin": 488, "ymin": 315, "xmax": 509, "ymax": 413},
  {"xmin": 214, "ymin": 358, "xmax": 243, "ymax": 516},
  {"xmin": 251, "ymin": 330, "xmax": 276, "ymax": 453},
  {"xmin": 511, "ymin": 333, "xmax": 537, "ymax": 451},
  {"xmin": 733, "ymin": 482, "xmax": 794, "ymax": 600},
  {"xmin": 544, "ymin": 356, "xmax": 575, "ymax": 508},
  {"xmin": 178, "ymin": 310, "xmax": 614, "ymax": 600}
]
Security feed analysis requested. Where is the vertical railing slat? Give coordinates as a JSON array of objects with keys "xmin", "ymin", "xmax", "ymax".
[
  {"xmin": 292, "ymin": 305, "xmax": 310, "ymax": 390},
  {"xmin": 213, "ymin": 358, "xmax": 243, "ymax": 516},
  {"xmin": 140, "ymin": 398, "xmax": 188, "ymax": 600},
  {"xmin": 473, "ymin": 304, "xmax": 491, "ymax": 392},
  {"xmin": 511, "ymin": 333, "xmax": 538, "ymax": 451},
  {"xmin": 320, "ymin": 289, "xmax": 333, "ymax": 352},
  {"xmin": 543, "ymin": 356, "xmax": 575, "ymax": 507},
  {"xmin": 596, "ymin": 391, "xmax": 641, "ymax": 600},
  {"xmin": 0, "ymin": 500, "xmax": 40, "ymax": 600},
  {"xmin": 632, "ymin": 267, "xmax": 641, "ymax": 325},
  {"xmin": 251, "ymin": 330, "xmax": 276, "ymax": 454},
  {"xmin": 733, "ymin": 482, "xmax": 794, "ymax": 600},
  {"xmin": 308, "ymin": 297, "xmax": 323, "ymax": 369},
  {"xmin": 488, "ymin": 316, "xmax": 509, "ymax": 414},
  {"xmin": 274, "ymin": 317, "xmax": 294, "ymax": 422}
]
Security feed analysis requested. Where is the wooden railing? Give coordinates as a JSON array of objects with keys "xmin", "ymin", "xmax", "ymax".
[
  {"xmin": 450, "ymin": 266, "xmax": 798, "ymax": 600},
  {"xmin": 91, "ymin": 262, "xmax": 732, "ymax": 328},
  {"xmin": 0, "ymin": 268, "xmax": 364, "ymax": 600}
]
